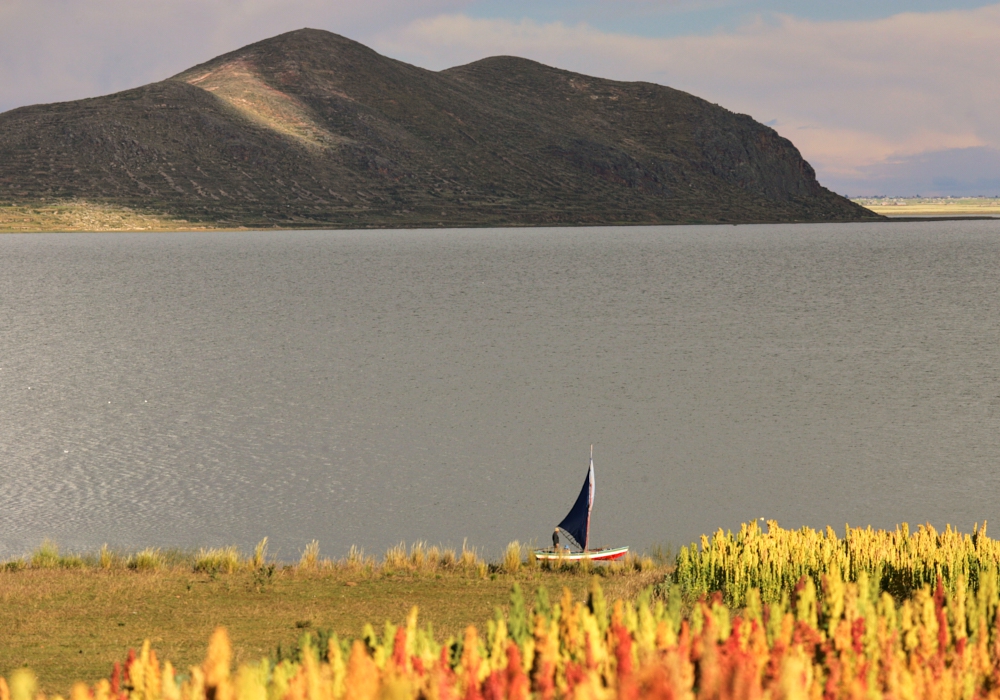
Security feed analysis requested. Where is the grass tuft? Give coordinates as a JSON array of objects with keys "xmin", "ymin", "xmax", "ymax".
[
  {"xmin": 130, "ymin": 548, "xmax": 165, "ymax": 572},
  {"xmin": 383, "ymin": 542, "xmax": 408, "ymax": 571},
  {"xmin": 526, "ymin": 548, "xmax": 538, "ymax": 570},
  {"xmin": 194, "ymin": 546, "xmax": 242, "ymax": 574},
  {"xmin": 59, "ymin": 554, "xmax": 86, "ymax": 569},
  {"xmin": 345, "ymin": 545, "xmax": 366, "ymax": 573},
  {"xmin": 501, "ymin": 541, "xmax": 523, "ymax": 574},
  {"xmin": 98, "ymin": 544, "xmax": 116, "ymax": 570},
  {"xmin": 459, "ymin": 539, "xmax": 482, "ymax": 572},
  {"xmin": 409, "ymin": 541, "xmax": 427, "ymax": 571},
  {"xmin": 299, "ymin": 540, "xmax": 320, "ymax": 571},
  {"xmin": 424, "ymin": 545, "xmax": 442, "ymax": 570},
  {"xmin": 30, "ymin": 540, "xmax": 62, "ymax": 569},
  {"xmin": 252, "ymin": 538, "xmax": 269, "ymax": 569}
]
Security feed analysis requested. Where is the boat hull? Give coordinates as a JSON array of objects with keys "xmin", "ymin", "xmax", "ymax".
[{"xmin": 533, "ymin": 546, "xmax": 629, "ymax": 562}]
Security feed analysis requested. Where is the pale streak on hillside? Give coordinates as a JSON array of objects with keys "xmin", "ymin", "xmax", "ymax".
[
  {"xmin": 0, "ymin": 201, "xmax": 225, "ymax": 232},
  {"xmin": 180, "ymin": 60, "xmax": 343, "ymax": 150}
]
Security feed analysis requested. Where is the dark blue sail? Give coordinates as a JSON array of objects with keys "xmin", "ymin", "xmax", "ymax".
[{"xmin": 557, "ymin": 451, "xmax": 595, "ymax": 551}]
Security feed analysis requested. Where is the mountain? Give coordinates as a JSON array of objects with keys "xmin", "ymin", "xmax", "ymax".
[{"xmin": 0, "ymin": 29, "xmax": 878, "ymax": 227}]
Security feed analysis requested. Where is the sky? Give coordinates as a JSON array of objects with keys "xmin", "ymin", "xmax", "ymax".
[{"xmin": 1, "ymin": 1, "xmax": 998, "ymax": 197}]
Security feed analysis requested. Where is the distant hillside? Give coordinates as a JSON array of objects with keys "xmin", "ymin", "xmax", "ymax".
[{"xmin": 0, "ymin": 29, "xmax": 878, "ymax": 228}]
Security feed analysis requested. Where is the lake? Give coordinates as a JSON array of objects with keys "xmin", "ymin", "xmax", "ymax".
[{"xmin": 2, "ymin": 221, "xmax": 999, "ymax": 561}]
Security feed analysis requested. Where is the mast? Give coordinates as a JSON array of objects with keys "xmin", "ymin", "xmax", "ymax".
[{"xmin": 585, "ymin": 445, "xmax": 594, "ymax": 550}]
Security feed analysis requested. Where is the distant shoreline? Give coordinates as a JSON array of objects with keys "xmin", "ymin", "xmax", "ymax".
[
  {"xmin": 8, "ymin": 217, "xmax": 998, "ymax": 233},
  {"xmin": 5, "ymin": 199, "xmax": 999, "ymax": 233},
  {"xmin": 0, "ymin": 200, "xmax": 886, "ymax": 233},
  {"xmin": 854, "ymin": 195, "xmax": 1000, "ymax": 219},
  {"xmin": 882, "ymin": 215, "xmax": 999, "ymax": 221}
]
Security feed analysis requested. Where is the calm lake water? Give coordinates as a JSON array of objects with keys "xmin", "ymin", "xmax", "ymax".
[{"xmin": 2, "ymin": 221, "xmax": 1000, "ymax": 561}]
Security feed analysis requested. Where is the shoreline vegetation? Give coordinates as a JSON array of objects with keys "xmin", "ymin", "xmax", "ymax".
[
  {"xmin": 0, "ymin": 539, "xmax": 661, "ymax": 693},
  {"xmin": 0, "ymin": 538, "xmax": 662, "ymax": 577},
  {"xmin": 6, "ymin": 521, "xmax": 1000, "ymax": 698}
]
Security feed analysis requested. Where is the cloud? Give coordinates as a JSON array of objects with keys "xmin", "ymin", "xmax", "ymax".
[
  {"xmin": 824, "ymin": 147, "xmax": 1000, "ymax": 197},
  {"xmin": 373, "ymin": 6, "xmax": 1000, "ymax": 195},
  {"xmin": 0, "ymin": 0, "xmax": 469, "ymax": 113}
]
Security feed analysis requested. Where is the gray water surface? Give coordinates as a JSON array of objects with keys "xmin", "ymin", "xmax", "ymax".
[{"xmin": 2, "ymin": 222, "xmax": 999, "ymax": 560}]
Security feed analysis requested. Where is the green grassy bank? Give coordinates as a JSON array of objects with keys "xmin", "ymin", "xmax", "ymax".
[{"xmin": 0, "ymin": 541, "xmax": 664, "ymax": 693}]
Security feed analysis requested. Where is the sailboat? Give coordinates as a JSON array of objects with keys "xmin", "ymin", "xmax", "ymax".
[{"xmin": 533, "ymin": 446, "xmax": 629, "ymax": 562}]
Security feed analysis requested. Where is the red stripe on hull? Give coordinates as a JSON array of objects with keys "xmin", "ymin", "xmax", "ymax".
[{"xmin": 533, "ymin": 546, "xmax": 629, "ymax": 562}]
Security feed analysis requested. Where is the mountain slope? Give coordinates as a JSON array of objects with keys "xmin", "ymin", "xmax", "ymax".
[{"xmin": 0, "ymin": 28, "xmax": 878, "ymax": 227}]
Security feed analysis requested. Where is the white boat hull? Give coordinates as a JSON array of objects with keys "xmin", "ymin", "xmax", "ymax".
[{"xmin": 533, "ymin": 546, "xmax": 629, "ymax": 562}]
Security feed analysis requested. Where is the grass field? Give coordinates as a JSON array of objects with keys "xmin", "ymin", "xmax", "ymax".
[
  {"xmin": 0, "ymin": 542, "xmax": 662, "ymax": 694},
  {"xmin": 854, "ymin": 196, "xmax": 1000, "ymax": 217},
  {"xmin": 8, "ymin": 524, "xmax": 1000, "ymax": 699}
]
